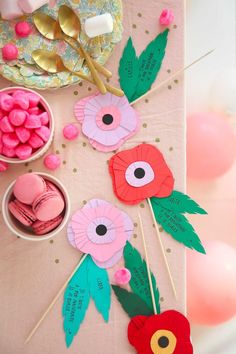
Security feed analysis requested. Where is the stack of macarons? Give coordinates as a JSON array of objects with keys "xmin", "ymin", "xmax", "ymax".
[
  {"xmin": 8, "ymin": 173, "xmax": 65, "ymax": 235},
  {"xmin": 0, "ymin": 89, "xmax": 50, "ymax": 160}
]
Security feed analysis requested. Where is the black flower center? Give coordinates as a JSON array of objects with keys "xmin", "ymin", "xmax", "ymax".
[
  {"xmin": 158, "ymin": 336, "xmax": 169, "ymax": 348},
  {"xmin": 102, "ymin": 114, "xmax": 113, "ymax": 125},
  {"xmin": 96, "ymin": 224, "xmax": 107, "ymax": 236},
  {"xmin": 134, "ymin": 167, "xmax": 145, "ymax": 179}
]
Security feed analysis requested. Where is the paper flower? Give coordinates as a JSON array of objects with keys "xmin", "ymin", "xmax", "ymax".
[
  {"xmin": 128, "ymin": 310, "xmax": 193, "ymax": 354},
  {"xmin": 109, "ymin": 143, "xmax": 174, "ymax": 205},
  {"xmin": 67, "ymin": 199, "xmax": 133, "ymax": 268},
  {"xmin": 74, "ymin": 92, "xmax": 140, "ymax": 152}
]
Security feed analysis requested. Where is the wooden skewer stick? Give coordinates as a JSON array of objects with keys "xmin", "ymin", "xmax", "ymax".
[
  {"xmin": 147, "ymin": 198, "xmax": 177, "ymax": 299},
  {"xmin": 25, "ymin": 253, "xmax": 88, "ymax": 344},
  {"xmin": 138, "ymin": 213, "xmax": 157, "ymax": 315},
  {"xmin": 131, "ymin": 49, "xmax": 215, "ymax": 106}
]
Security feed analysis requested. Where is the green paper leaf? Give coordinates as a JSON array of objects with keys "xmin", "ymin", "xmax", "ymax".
[
  {"xmin": 150, "ymin": 201, "xmax": 206, "ymax": 254},
  {"xmin": 131, "ymin": 29, "xmax": 169, "ymax": 101},
  {"xmin": 152, "ymin": 191, "xmax": 207, "ymax": 215},
  {"xmin": 87, "ymin": 257, "xmax": 111, "ymax": 322},
  {"xmin": 119, "ymin": 37, "xmax": 139, "ymax": 101},
  {"xmin": 112, "ymin": 285, "xmax": 154, "ymax": 318},
  {"xmin": 62, "ymin": 256, "xmax": 90, "ymax": 348},
  {"xmin": 124, "ymin": 241, "xmax": 160, "ymax": 314}
]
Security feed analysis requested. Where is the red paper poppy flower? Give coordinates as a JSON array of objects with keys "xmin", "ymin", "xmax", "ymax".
[
  {"xmin": 109, "ymin": 144, "xmax": 174, "ymax": 205},
  {"xmin": 128, "ymin": 310, "xmax": 193, "ymax": 354}
]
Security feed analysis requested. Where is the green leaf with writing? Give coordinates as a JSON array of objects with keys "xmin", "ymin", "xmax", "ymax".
[
  {"xmin": 62, "ymin": 256, "xmax": 90, "ymax": 348},
  {"xmin": 112, "ymin": 285, "xmax": 154, "ymax": 318},
  {"xmin": 150, "ymin": 201, "xmax": 206, "ymax": 254},
  {"xmin": 119, "ymin": 37, "xmax": 139, "ymax": 101},
  {"xmin": 87, "ymin": 257, "xmax": 111, "ymax": 322},
  {"xmin": 153, "ymin": 191, "xmax": 207, "ymax": 215},
  {"xmin": 131, "ymin": 29, "xmax": 169, "ymax": 101},
  {"xmin": 124, "ymin": 241, "xmax": 160, "ymax": 313}
]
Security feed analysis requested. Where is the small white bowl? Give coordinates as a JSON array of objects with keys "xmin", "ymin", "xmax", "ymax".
[
  {"xmin": 0, "ymin": 87, "xmax": 54, "ymax": 164},
  {"xmin": 2, "ymin": 172, "xmax": 71, "ymax": 241}
]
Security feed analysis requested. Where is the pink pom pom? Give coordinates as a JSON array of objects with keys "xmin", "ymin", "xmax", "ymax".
[
  {"xmin": 2, "ymin": 43, "xmax": 18, "ymax": 61},
  {"xmin": 0, "ymin": 161, "xmax": 8, "ymax": 172},
  {"xmin": 44, "ymin": 154, "xmax": 61, "ymax": 170},
  {"xmin": 114, "ymin": 268, "xmax": 131, "ymax": 285},
  {"xmin": 159, "ymin": 9, "xmax": 175, "ymax": 26},
  {"xmin": 15, "ymin": 21, "xmax": 31, "ymax": 38},
  {"xmin": 63, "ymin": 124, "xmax": 79, "ymax": 140}
]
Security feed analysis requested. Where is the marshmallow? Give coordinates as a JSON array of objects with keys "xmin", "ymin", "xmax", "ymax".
[
  {"xmin": 84, "ymin": 13, "xmax": 113, "ymax": 38},
  {"xmin": 0, "ymin": 0, "xmax": 23, "ymax": 20}
]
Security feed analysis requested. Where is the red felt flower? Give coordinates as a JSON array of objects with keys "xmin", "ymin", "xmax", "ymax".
[
  {"xmin": 109, "ymin": 144, "xmax": 174, "ymax": 205},
  {"xmin": 128, "ymin": 310, "xmax": 193, "ymax": 354}
]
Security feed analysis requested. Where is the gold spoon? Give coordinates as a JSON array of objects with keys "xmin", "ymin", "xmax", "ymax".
[
  {"xmin": 33, "ymin": 13, "xmax": 112, "ymax": 79},
  {"xmin": 57, "ymin": 5, "xmax": 106, "ymax": 94},
  {"xmin": 32, "ymin": 49, "xmax": 124, "ymax": 97}
]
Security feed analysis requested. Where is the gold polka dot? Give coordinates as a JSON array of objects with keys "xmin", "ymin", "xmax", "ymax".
[
  {"xmin": 74, "ymin": 90, "xmax": 78, "ymax": 96},
  {"xmin": 62, "ymin": 144, "xmax": 66, "ymax": 149},
  {"xmin": 168, "ymin": 85, "xmax": 172, "ymax": 90},
  {"xmin": 153, "ymin": 224, "xmax": 155, "ymax": 228},
  {"xmin": 167, "ymin": 69, "xmax": 171, "ymax": 74},
  {"xmin": 133, "ymin": 234, "xmax": 138, "ymax": 238},
  {"xmin": 24, "ymin": 162, "xmax": 28, "ymax": 167},
  {"xmin": 160, "ymin": 297, "xmax": 164, "ymax": 302},
  {"xmin": 155, "ymin": 138, "xmax": 160, "ymax": 143},
  {"xmin": 106, "ymin": 78, "xmax": 110, "ymax": 83},
  {"xmin": 159, "ymin": 227, "xmax": 163, "ymax": 232},
  {"xmin": 169, "ymin": 147, "xmax": 173, "ymax": 151},
  {"xmin": 106, "ymin": 160, "xmax": 109, "ymax": 164},
  {"xmin": 142, "ymin": 141, "xmax": 146, "ymax": 144},
  {"xmin": 134, "ymin": 222, "xmax": 138, "ymax": 227},
  {"xmin": 145, "ymin": 99, "xmax": 149, "ymax": 103},
  {"xmin": 63, "ymin": 160, "xmax": 66, "ymax": 165},
  {"xmin": 137, "ymin": 12, "xmax": 142, "ymax": 17},
  {"xmin": 83, "ymin": 200, "xmax": 87, "ymax": 205},
  {"xmin": 140, "ymin": 203, "xmax": 145, "ymax": 208},
  {"xmin": 145, "ymin": 30, "xmax": 149, "ymax": 34},
  {"xmin": 112, "ymin": 150, "xmax": 117, "ymax": 154},
  {"xmin": 174, "ymin": 79, "xmax": 179, "ymax": 84},
  {"xmin": 79, "ymin": 82, "xmax": 83, "ymax": 87},
  {"xmin": 173, "ymin": 24, "xmax": 177, "ymax": 29},
  {"xmin": 88, "ymin": 87, "xmax": 92, "ymax": 91},
  {"xmin": 166, "ymin": 248, "xmax": 171, "ymax": 253},
  {"xmin": 73, "ymin": 168, "xmax": 77, "ymax": 173},
  {"xmin": 17, "ymin": 236, "xmax": 20, "ymax": 239},
  {"xmin": 143, "ymin": 123, "xmax": 147, "ymax": 128},
  {"xmin": 28, "ymin": 169, "xmax": 33, "ymax": 173},
  {"xmin": 50, "ymin": 240, "xmax": 54, "ymax": 244},
  {"xmin": 55, "ymin": 259, "xmax": 59, "ymax": 264},
  {"xmin": 132, "ymin": 24, "xmax": 137, "ymax": 29},
  {"xmin": 82, "ymin": 142, "xmax": 87, "ymax": 147}
]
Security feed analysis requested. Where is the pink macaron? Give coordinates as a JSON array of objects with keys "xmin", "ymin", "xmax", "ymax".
[
  {"xmin": 32, "ymin": 214, "xmax": 63, "ymax": 235},
  {"xmin": 9, "ymin": 199, "xmax": 37, "ymax": 226},
  {"xmin": 13, "ymin": 173, "xmax": 46, "ymax": 204},
  {"xmin": 32, "ymin": 191, "xmax": 65, "ymax": 222}
]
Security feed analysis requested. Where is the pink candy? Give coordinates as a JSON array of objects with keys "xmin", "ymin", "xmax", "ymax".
[
  {"xmin": 63, "ymin": 123, "xmax": 79, "ymax": 140},
  {"xmin": 35, "ymin": 126, "xmax": 50, "ymax": 142},
  {"xmin": 9, "ymin": 109, "xmax": 27, "ymax": 126},
  {"xmin": 2, "ymin": 43, "xmax": 18, "ymax": 61},
  {"xmin": 0, "ymin": 116, "xmax": 14, "ymax": 133},
  {"xmin": 29, "ymin": 133, "xmax": 44, "ymax": 149},
  {"xmin": 15, "ymin": 144, "xmax": 32, "ymax": 160},
  {"xmin": 114, "ymin": 268, "xmax": 131, "ymax": 285},
  {"xmin": 25, "ymin": 115, "xmax": 41, "ymax": 129},
  {"xmin": 2, "ymin": 133, "xmax": 20, "ymax": 148},
  {"xmin": 0, "ymin": 94, "xmax": 14, "ymax": 112},
  {"xmin": 159, "ymin": 9, "xmax": 174, "ymax": 26},
  {"xmin": 13, "ymin": 91, "xmax": 30, "ymax": 110},
  {"xmin": 15, "ymin": 127, "xmax": 31, "ymax": 143},
  {"xmin": 15, "ymin": 21, "xmax": 31, "ymax": 37},
  {"xmin": 44, "ymin": 154, "xmax": 61, "ymax": 170}
]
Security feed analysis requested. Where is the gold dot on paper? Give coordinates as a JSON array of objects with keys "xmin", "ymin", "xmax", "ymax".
[
  {"xmin": 63, "ymin": 160, "xmax": 66, "ymax": 165},
  {"xmin": 50, "ymin": 239, "xmax": 54, "ymax": 244},
  {"xmin": 155, "ymin": 138, "xmax": 160, "ymax": 143},
  {"xmin": 24, "ymin": 162, "xmax": 29, "ymax": 167},
  {"xmin": 137, "ymin": 12, "xmax": 142, "ymax": 17},
  {"xmin": 140, "ymin": 203, "xmax": 145, "ymax": 208},
  {"xmin": 133, "ymin": 234, "xmax": 138, "ymax": 238},
  {"xmin": 56, "ymin": 150, "xmax": 60, "ymax": 154},
  {"xmin": 169, "ymin": 147, "xmax": 174, "ymax": 151},
  {"xmin": 145, "ymin": 30, "xmax": 149, "ymax": 34},
  {"xmin": 174, "ymin": 79, "xmax": 179, "ymax": 84},
  {"xmin": 82, "ymin": 142, "xmax": 87, "ymax": 147},
  {"xmin": 79, "ymin": 82, "xmax": 83, "ymax": 87},
  {"xmin": 62, "ymin": 144, "xmax": 66, "ymax": 149},
  {"xmin": 160, "ymin": 297, "xmax": 164, "ymax": 302},
  {"xmin": 106, "ymin": 78, "xmax": 110, "ymax": 83},
  {"xmin": 173, "ymin": 24, "xmax": 177, "ymax": 29},
  {"xmin": 134, "ymin": 222, "xmax": 138, "ymax": 227},
  {"xmin": 55, "ymin": 259, "xmax": 59, "ymax": 264},
  {"xmin": 88, "ymin": 87, "xmax": 92, "ymax": 91},
  {"xmin": 167, "ymin": 69, "xmax": 171, "ymax": 74},
  {"xmin": 166, "ymin": 248, "xmax": 171, "ymax": 253},
  {"xmin": 74, "ymin": 90, "xmax": 78, "ymax": 96},
  {"xmin": 159, "ymin": 227, "xmax": 163, "ymax": 232},
  {"xmin": 28, "ymin": 169, "xmax": 33, "ymax": 173},
  {"xmin": 168, "ymin": 85, "xmax": 172, "ymax": 90},
  {"xmin": 83, "ymin": 200, "xmax": 87, "ymax": 205},
  {"xmin": 73, "ymin": 168, "xmax": 77, "ymax": 173},
  {"xmin": 143, "ymin": 123, "xmax": 147, "ymax": 128},
  {"xmin": 132, "ymin": 24, "xmax": 137, "ymax": 29},
  {"xmin": 17, "ymin": 236, "xmax": 20, "ymax": 239},
  {"xmin": 145, "ymin": 99, "xmax": 149, "ymax": 103},
  {"xmin": 153, "ymin": 224, "xmax": 155, "ymax": 228}
]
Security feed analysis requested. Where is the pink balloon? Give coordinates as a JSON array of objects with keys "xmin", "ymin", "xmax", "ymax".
[
  {"xmin": 187, "ymin": 240, "xmax": 236, "ymax": 325},
  {"xmin": 187, "ymin": 112, "xmax": 236, "ymax": 179}
]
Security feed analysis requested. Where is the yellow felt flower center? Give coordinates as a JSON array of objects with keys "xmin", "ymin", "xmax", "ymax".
[{"xmin": 150, "ymin": 329, "xmax": 177, "ymax": 354}]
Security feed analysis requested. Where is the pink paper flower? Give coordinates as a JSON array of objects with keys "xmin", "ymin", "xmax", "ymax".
[
  {"xmin": 74, "ymin": 93, "xmax": 140, "ymax": 152},
  {"xmin": 159, "ymin": 9, "xmax": 175, "ymax": 26},
  {"xmin": 67, "ymin": 199, "xmax": 133, "ymax": 268}
]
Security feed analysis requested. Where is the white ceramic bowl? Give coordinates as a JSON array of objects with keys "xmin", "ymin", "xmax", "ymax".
[
  {"xmin": 0, "ymin": 87, "xmax": 54, "ymax": 164},
  {"xmin": 2, "ymin": 173, "xmax": 70, "ymax": 241}
]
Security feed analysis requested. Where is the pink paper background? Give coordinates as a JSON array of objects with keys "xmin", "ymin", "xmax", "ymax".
[{"xmin": 0, "ymin": 1, "xmax": 185, "ymax": 353}]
